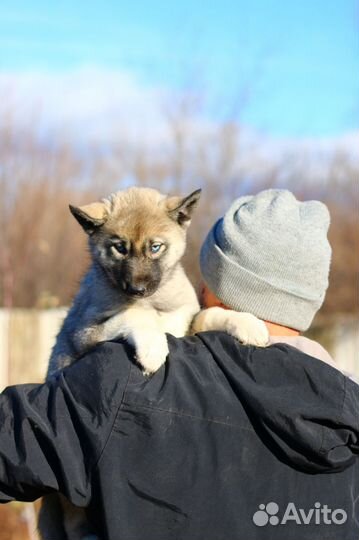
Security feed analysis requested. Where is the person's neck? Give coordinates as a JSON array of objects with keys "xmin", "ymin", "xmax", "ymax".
[{"xmin": 264, "ymin": 321, "xmax": 300, "ymax": 337}]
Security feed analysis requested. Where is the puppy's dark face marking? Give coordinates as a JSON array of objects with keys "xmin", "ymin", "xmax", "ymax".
[{"xmin": 102, "ymin": 234, "xmax": 167, "ymax": 297}]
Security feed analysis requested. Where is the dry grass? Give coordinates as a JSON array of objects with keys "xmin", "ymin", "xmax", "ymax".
[{"xmin": 0, "ymin": 112, "xmax": 358, "ymax": 315}]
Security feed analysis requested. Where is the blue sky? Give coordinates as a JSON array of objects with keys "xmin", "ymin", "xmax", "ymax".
[{"xmin": 0, "ymin": 0, "xmax": 358, "ymax": 137}]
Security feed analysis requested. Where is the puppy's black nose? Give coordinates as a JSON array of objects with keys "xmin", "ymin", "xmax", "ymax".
[{"xmin": 126, "ymin": 284, "xmax": 147, "ymax": 297}]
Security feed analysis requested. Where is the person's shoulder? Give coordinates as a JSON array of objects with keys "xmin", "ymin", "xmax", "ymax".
[
  {"xmin": 57, "ymin": 339, "xmax": 134, "ymax": 412},
  {"xmin": 191, "ymin": 330, "xmax": 348, "ymax": 383}
]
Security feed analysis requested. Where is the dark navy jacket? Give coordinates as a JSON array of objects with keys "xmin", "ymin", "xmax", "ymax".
[{"xmin": 0, "ymin": 332, "xmax": 358, "ymax": 539}]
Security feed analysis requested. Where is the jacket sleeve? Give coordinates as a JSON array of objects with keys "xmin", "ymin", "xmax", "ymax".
[
  {"xmin": 0, "ymin": 342, "xmax": 131, "ymax": 506},
  {"xmin": 246, "ymin": 343, "xmax": 359, "ymax": 472}
]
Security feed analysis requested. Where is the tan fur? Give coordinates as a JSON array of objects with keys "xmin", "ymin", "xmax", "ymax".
[{"xmin": 77, "ymin": 201, "xmax": 109, "ymax": 221}]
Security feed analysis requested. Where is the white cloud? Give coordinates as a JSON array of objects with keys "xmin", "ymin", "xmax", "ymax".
[
  {"xmin": 0, "ymin": 67, "xmax": 172, "ymax": 146},
  {"xmin": 0, "ymin": 66, "xmax": 357, "ymax": 177}
]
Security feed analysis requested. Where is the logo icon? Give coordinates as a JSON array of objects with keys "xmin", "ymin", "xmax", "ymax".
[{"xmin": 253, "ymin": 502, "xmax": 279, "ymax": 526}]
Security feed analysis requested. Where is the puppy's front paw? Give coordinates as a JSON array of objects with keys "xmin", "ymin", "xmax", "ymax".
[
  {"xmin": 226, "ymin": 312, "xmax": 269, "ymax": 347},
  {"xmin": 135, "ymin": 331, "xmax": 169, "ymax": 376}
]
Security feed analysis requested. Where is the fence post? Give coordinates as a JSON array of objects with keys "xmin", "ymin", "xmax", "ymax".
[{"xmin": 0, "ymin": 309, "xmax": 9, "ymax": 390}]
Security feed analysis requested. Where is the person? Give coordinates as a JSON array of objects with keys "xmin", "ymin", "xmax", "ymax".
[
  {"xmin": 0, "ymin": 189, "xmax": 358, "ymax": 540},
  {"xmin": 197, "ymin": 189, "xmax": 355, "ymax": 378}
]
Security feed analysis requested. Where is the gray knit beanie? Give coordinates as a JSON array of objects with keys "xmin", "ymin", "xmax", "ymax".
[{"xmin": 200, "ymin": 189, "xmax": 331, "ymax": 331}]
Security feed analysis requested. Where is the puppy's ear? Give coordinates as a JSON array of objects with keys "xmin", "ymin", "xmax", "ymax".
[
  {"xmin": 167, "ymin": 189, "xmax": 201, "ymax": 227},
  {"xmin": 69, "ymin": 202, "xmax": 108, "ymax": 235}
]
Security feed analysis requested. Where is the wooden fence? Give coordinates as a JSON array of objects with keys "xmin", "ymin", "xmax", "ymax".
[
  {"xmin": 0, "ymin": 308, "xmax": 67, "ymax": 388},
  {"xmin": 0, "ymin": 308, "xmax": 358, "ymax": 390}
]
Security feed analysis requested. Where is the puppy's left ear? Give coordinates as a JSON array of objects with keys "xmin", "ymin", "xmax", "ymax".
[
  {"xmin": 167, "ymin": 189, "xmax": 202, "ymax": 227},
  {"xmin": 69, "ymin": 202, "xmax": 108, "ymax": 235}
]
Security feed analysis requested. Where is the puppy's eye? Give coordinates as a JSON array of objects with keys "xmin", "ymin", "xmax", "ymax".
[
  {"xmin": 151, "ymin": 243, "xmax": 162, "ymax": 254},
  {"xmin": 114, "ymin": 243, "xmax": 128, "ymax": 255}
]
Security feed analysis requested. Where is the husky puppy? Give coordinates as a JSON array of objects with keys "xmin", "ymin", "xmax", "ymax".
[
  {"xmin": 40, "ymin": 186, "xmax": 268, "ymax": 540},
  {"xmin": 47, "ymin": 187, "xmax": 203, "ymax": 377}
]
